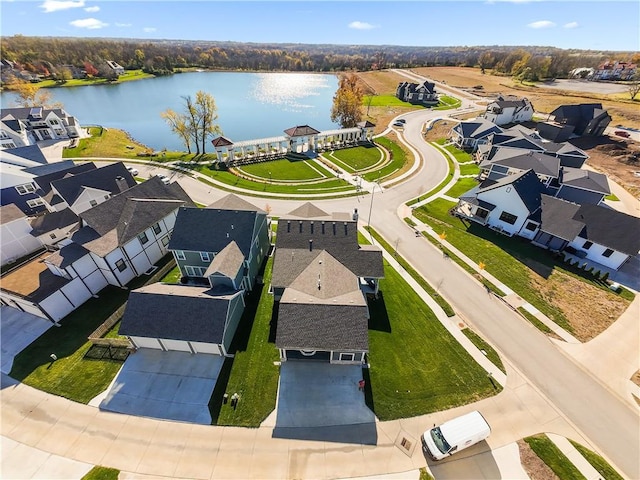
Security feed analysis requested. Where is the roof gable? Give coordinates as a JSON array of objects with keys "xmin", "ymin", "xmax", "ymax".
[
  {"xmin": 284, "ymin": 125, "xmax": 320, "ymax": 137},
  {"xmin": 50, "ymin": 162, "xmax": 135, "ymax": 205}
]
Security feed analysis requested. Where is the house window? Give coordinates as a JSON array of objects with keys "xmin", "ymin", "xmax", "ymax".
[
  {"xmin": 15, "ymin": 183, "xmax": 35, "ymax": 195},
  {"xmin": 582, "ymin": 241, "xmax": 593, "ymax": 250},
  {"xmin": 476, "ymin": 208, "xmax": 489, "ymax": 219},
  {"xmin": 115, "ymin": 259, "xmax": 127, "ymax": 272},
  {"xmin": 104, "ymin": 195, "xmax": 110, "ymax": 200},
  {"xmin": 603, "ymin": 248, "xmax": 614, "ymax": 258},
  {"xmin": 161, "ymin": 235, "xmax": 170, "ymax": 246},
  {"xmin": 152, "ymin": 223, "xmax": 162, "ymax": 235},
  {"xmin": 200, "ymin": 252, "xmax": 210, "ymax": 262},
  {"xmin": 138, "ymin": 232, "xmax": 149, "ymax": 245},
  {"xmin": 524, "ymin": 222, "xmax": 537, "ymax": 231},
  {"xmin": 50, "ymin": 233, "xmax": 56, "ymax": 239},
  {"xmin": 89, "ymin": 199, "xmax": 98, "ymax": 207},
  {"xmin": 185, "ymin": 266, "xmax": 206, "ymax": 277},
  {"xmin": 339, "ymin": 353, "xmax": 355, "ymax": 362},
  {"xmin": 175, "ymin": 250, "xmax": 186, "ymax": 260},
  {"xmin": 27, "ymin": 198, "xmax": 45, "ymax": 208},
  {"xmin": 498, "ymin": 211, "xmax": 518, "ymax": 225}
]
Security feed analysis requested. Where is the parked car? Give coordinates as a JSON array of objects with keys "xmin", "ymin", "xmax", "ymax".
[
  {"xmin": 126, "ymin": 166, "xmax": 139, "ymax": 176},
  {"xmin": 156, "ymin": 174, "xmax": 170, "ymax": 185},
  {"xmin": 393, "ymin": 122, "xmax": 405, "ymax": 127},
  {"xmin": 397, "ymin": 118, "xmax": 406, "ymax": 124},
  {"xmin": 614, "ymin": 130, "xmax": 631, "ymax": 138}
]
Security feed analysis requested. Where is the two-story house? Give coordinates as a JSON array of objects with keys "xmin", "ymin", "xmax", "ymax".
[
  {"xmin": 0, "ymin": 107, "xmax": 81, "ymax": 149},
  {"xmin": 271, "ymin": 203, "xmax": 384, "ymax": 365},
  {"xmin": 168, "ymin": 194, "xmax": 270, "ymax": 291},
  {"xmin": 482, "ymin": 95, "xmax": 534, "ymax": 126},
  {"xmin": 396, "ymin": 81, "xmax": 438, "ymax": 106},
  {"xmin": 451, "ymin": 119, "xmax": 503, "ymax": 151}
]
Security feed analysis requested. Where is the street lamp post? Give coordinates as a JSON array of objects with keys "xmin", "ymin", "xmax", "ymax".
[{"xmin": 367, "ymin": 170, "xmax": 382, "ymax": 240}]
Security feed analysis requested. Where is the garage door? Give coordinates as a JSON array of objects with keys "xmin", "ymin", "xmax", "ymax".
[
  {"xmin": 285, "ymin": 350, "xmax": 330, "ymax": 362},
  {"xmin": 161, "ymin": 338, "xmax": 191, "ymax": 352},
  {"xmin": 190, "ymin": 341, "xmax": 222, "ymax": 355}
]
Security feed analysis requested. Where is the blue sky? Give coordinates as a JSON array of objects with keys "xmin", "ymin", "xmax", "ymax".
[{"xmin": 1, "ymin": 1, "xmax": 638, "ymax": 52}]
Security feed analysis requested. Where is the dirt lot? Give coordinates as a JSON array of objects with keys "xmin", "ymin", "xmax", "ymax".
[{"xmin": 518, "ymin": 440, "xmax": 559, "ymax": 480}]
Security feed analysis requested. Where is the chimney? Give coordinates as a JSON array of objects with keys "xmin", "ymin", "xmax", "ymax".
[
  {"xmin": 115, "ymin": 176, "xmax": 128, "ymax": 193},
  {"xmin": 352, "ymin": 208, "xmax": 358, "ymax": 221}
]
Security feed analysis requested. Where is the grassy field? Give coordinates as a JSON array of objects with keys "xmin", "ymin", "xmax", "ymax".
[
  {"xmin": 237, "ymin": 158, "xmax": 331, "ymax": 181},
  {"xmin": 367, "ymin": 261, "xmax": 501, "ymax": 421},
  {"xmin": 365, "ymin": 226, "xmax": 455, "ymax": 317},
  {"xmin": 444, "ymin": 177, "xmax": 479, "ymax": 198},
  {"xmin": 365, "ymin": 136, "xmax": 408, "ymax": 182},
  {"xmin": 569, "ymin": 440, "xmax": 624, "ymax": 480},
  {"xmin": 328, "ymin": 144, "xmax": 384, "ymax": 172},
  {"xmin": 35, "ymin": 70, "xmax": 154, "ymax": 89},
  {"xmin": 461, "ymin": 328, "xmax": 506, "ymax": 374},
  {"xmin": 81, "ymin": 466, "xmax": 120, "ymax": 480},
  {"xmin": 459, "ymin": 163, "xmax": 481, "ymax": 176},
  {"xmin": 524, "ymin": 435, "xmax": 587, "ymax": 480},
  {"xmin": 212, "ymin": 257, "xmax": 280, "ymax": 427},
  {"xmin": 413, "ymin": 199, "xmax": 632, "ymax": 340}
]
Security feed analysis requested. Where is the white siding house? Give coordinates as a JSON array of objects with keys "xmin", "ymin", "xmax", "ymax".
[{"xmin": 0, "ymin": 204, "xmax": 43, "ymax": 266}]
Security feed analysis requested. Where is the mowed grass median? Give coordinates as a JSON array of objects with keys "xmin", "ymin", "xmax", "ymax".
[{"xmin": 366, "ymin": 261, "xmax": 500, "ymax": 421}]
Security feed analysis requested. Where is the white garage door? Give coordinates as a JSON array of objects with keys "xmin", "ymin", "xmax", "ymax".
[{"xmin": 161, "ymin": 338, "xmax": 191, "ymax": 352}]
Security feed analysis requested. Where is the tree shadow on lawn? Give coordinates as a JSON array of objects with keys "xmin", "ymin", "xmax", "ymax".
[{"xmin": 367, "ymin": 291, "xmax": 391, "ymax": 333}]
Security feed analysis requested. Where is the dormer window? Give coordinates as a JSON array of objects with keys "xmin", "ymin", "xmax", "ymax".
[{"xmin": 200, "ymin": 252, "xmax": 210, "ymax": 262}]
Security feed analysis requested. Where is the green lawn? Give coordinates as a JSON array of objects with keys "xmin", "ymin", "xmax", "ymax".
[
  {"xmin": 367, "ymin": 262, "xmax": 501, "ymax": 421},
  {"xmin": 363, "ymin": 137, "xmax": 407, "ymax": 182},
  {"xmin": 329, "ymin": 145, "xmax": 383, "ymax": 172},
  {"xmin": 461, "ymin": 328, "xmax": 506, "ymax": 374},
  {"xmin": 161, "ymin": 265, "xmax": 182, "ymax": 283},
  {"xmin": 414, "ymin": 199, "xmax": 574, "ymax": 331},
  {"xmin": 525, "ymin": 435, "xmax": 587, "ymax": 480},
  {"xmin": 37, "ymin": 70, "xmax": 154, "ymax": 88},
  {"xmin": 459, "ymin": 163, "xmax": 481, "ymax": 176},
  {"xmin": 364, "ymin": 94, "xmax": 420, "ymax": 107},
  {"xmin": 365, "ymin": 226, "xmax": 455, "ymax": 317},
  {"xmin": 212, "ymin": 257, "xmax": 280, "ymax": 427},
  {"xmin": 237, "ymin": 158, "xmax": 329, "ymax": 181},
  {"xmin": 443, "ymin": 144, "xmax": 473, "ymax": 163},
  {"xmin": 445, "ymin": 177, "xmax": 479, "ymax": 198},
  {"xmin": 569, "ymin": 440, "xmax": 624, "ymax": 480},
  {"xmin": 434, "ymin": 95, "xmax": 462, "ymax": 110},
  {"xmin": 81, "ymin": 466, "xmax": 120, "ymax": 480}
]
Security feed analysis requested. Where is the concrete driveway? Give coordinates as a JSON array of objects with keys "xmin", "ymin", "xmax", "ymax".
[
  {"xmin": 271, "ymin": 361, "xmax": 377, "ymax": 444},
  {"xmin": 99, "ymin": 348, "xmax": 223, "ymax": 425},
  {"xmin": 1, "ymin": 306, "xmax": 53, "ymax": 374}
]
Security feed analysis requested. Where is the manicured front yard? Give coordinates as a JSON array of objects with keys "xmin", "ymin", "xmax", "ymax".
[
  {"xmin": 366, "ymin": 261, "xmax": 501, "ymax": 421},
  {"xmin": 364, "ymin": 137, "xmax": 408, "ymax": 182},
  {"xmin": 237, "ymin": 158, "xmax": 332, "ymax": 181},
  {"xmin": 211, "ymin": 257, "xmax": 280, "ymax": 427},
  {"xmin": 569, "ymin": 440, "xmax": 624, "ymax": 480},
  {"xmin": 327, "ymin": 145, "xmax": 383, "ymax": 172},
  {"xmin": 524, "ymin": 435, "xmax": 586, "ymax": 480},
  {"xmin": 413, "ymin": 198, "xmax": 632, "ymax": 340},
  {"xmin": 445, "ymin": 177, "xmax": 479, "ymax": 198}
]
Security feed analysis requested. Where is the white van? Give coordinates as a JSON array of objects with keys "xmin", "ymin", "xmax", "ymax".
[{"xmin": 421, "ymin": 410, "xmax": 491, "ymax": 461}]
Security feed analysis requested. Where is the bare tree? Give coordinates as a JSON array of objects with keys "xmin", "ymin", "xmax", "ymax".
[{"xmin": 628, "ymin": 74, "xmax": 640, "ymax": 100}]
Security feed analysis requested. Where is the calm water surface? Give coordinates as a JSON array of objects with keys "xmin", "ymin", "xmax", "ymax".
[{"xmin": 0, "ymin": 72, "xmax": 340, "ymax": 151}]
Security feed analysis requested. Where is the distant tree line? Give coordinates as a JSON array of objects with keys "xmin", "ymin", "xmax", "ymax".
[{"xmin": 1, "ymin": 35, "xmax": 637, "ymax": 81}]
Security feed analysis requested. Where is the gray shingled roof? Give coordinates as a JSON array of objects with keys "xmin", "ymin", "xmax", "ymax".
[
  {"xmin": 44, "ymin": 242, "xmax": 90, "ymax": 269},
  {"xmin": 0, "ymin": 204, "xmax": 26, "ymax": 224},
  {"xmin": 477, "ymin": 169, "xmax": 545, "ymax": 213},
  {"xmin": 205, "ymin": 241, "xmax": 244, "ymax": 278},
  {"xmin": 168, "ymin": 206, "xmax": 259, "ymax": 257},
  {"xmin": 487, "ymin": 152, "xmax": 560, "ymax": 178},
  {"xmin": 272, "ymin": 217, "xmax": 384, "ymax": 284},
  {"xmin": 286, "ymin": 202, "xmax": 330, "ymax": 219},
  {"xmin": 2, "ymin": 145, "xmax": 48, "ymax": 165},
  {"xmin": 34, "ymin": 162, "xmax": 96, "ymax": 195},
  {"xmin": 454, "ymin": 119, "xmax": 503, "ymax": 139},
  {"xmin": 275, "ymin": 302, "xmax": 369, "ymax": 351},
  {"xmin": 560, "ymin": 168, "xmax": 610, "ymax": 194},
  {"xmin": 119, "ymin": 283, "xmax": 239, "ymax": 343},
  {"xmin": 50, "ymin": 162, "xmax": 136, "ymax": 205},
  {"xmin": 284, "ymin": 125, "xmax": 321, "ymax": 137},
  {"xmin": 538, "ymin": 195, "xmax": 584, "ymax": 241},
  {"xmin": 29, "ymin": 208, "xmax": 79, "ymax": 236},
  {"xmin": 207, "ymin": 193, "xmax": 264, "ymax": 212}
]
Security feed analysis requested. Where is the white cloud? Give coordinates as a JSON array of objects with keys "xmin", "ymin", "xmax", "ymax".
[
  {"xmin": 40, "ymin": 0, "xmax": 85, "ymax": 13},
  {"xmin": 84, "ymin": 5, "xmax": 99, "ymax": 12},
  {"xmin": 115, "ymin": 22, "xmax": 132, "ymax": 27},
  {"xmin": 527, "ymin": 20, "xmax": 556, "ymax": 29},
  {"xmin": 348, "ymin": 21, "xmax": 376, "ymax": 30},
  {"xmin": 70, "ymin": 17, "xmax": 108, "ymax": 29},
  {"xmin": 564, "ymin": 21, "xmax": 579, "ymax": 29},
  {"xmin": 143, "ymin": 27, "xmax": 156, "ymax": 33}
]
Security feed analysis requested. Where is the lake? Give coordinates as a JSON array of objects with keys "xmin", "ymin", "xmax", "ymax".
[{"xmin": 0, "ymin": 71, "xmax": 340, "ymax": 152}]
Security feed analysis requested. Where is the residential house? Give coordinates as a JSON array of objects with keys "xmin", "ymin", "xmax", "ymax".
[
  {"xmin": 396, "ymin": 81, "xmax": 439, "ymax": 106},
  {"xmin": 105, "ymin": 60, "xmax": 125, "ymax": 76},
  {"xmin": 451, "ymin": 119, "xmax": 503, "ymax": 151},
  {"xmin": 454, "ymin": 169, "xmax": 547, "ymax": 239},
  {"xmin": 271, "ymin": 203, "xmax": 384, "ymax": 364},
  {"xmin": 0, "ymin": 204, "xmax": 44, "ymax": 266},
  {"xmin": 591, "ymin": 61, "xmax": 637, "ymax": 81},
  {"xmin": 482, "ymin": 95, "xmax": 534, "ymax": 126},
  {"xmin": 168, "ymin": 194, "xmax": 270, "ymax": 291},
  {"xmin": 479, "ymin": 150, "xmax": 560, "ymax": 187},
  {"xmin": 118, "ymin": 282, "xmax": 245, "ymax": 356},
  {"xmin": 538, "ymin": 103, "xmax": 611, "ymax": 141},
  {"xmin": 554, "ymin": 168, "xmax": 610, "ymax": 205},
  {"xmin": 41, "ymin": 161, "xmax": 136, "ymax": 214},
  {"xmin": 0, "ymin": 177, "xmax": 194, "ymax": 322},
  {"xmin": 29, "ymin": 208, "xmax": 80, "ymax": 247},
  {"xmin": 0, "ymin": 107, "xmax": 81, "ymax": 149},
  {"xmin": 532, "ymin": 195, "xmax": 640, "ymax": 270}
]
